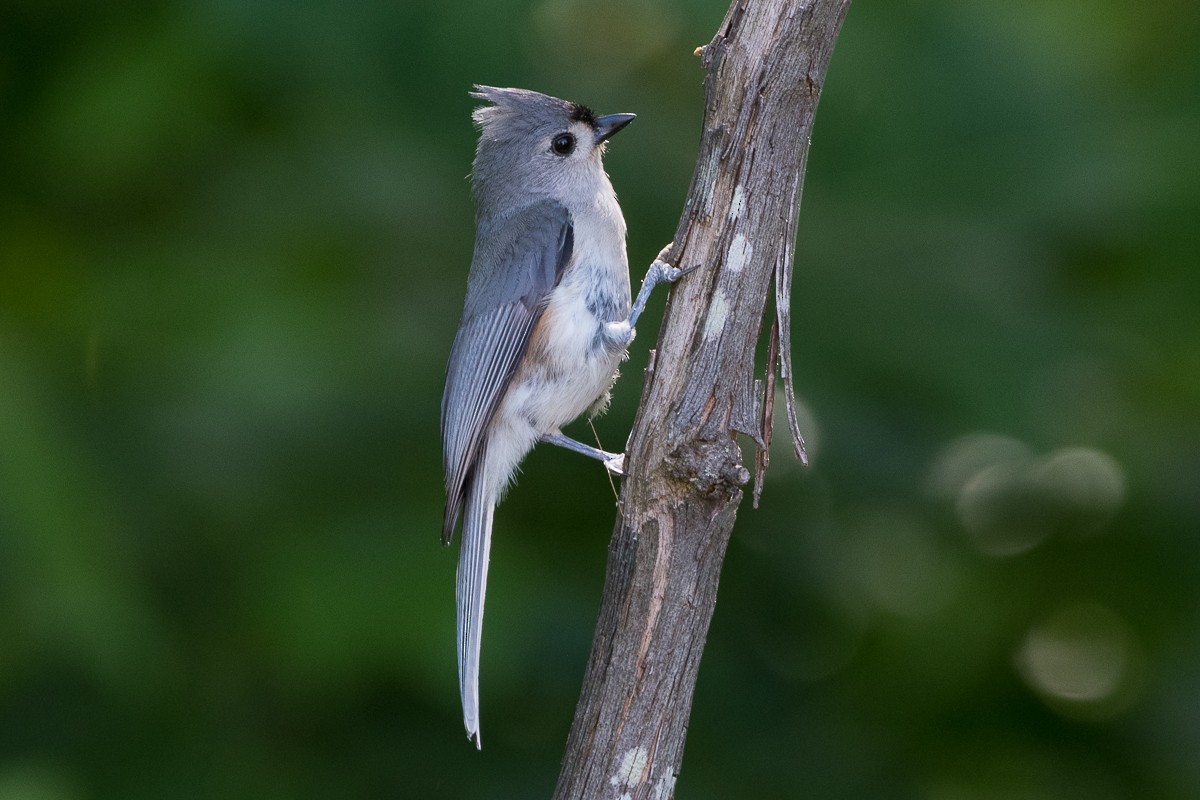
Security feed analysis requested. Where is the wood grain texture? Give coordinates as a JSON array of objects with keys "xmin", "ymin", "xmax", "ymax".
[{"xmin": 553, "ymin": 0, "xmax": 850, "ymax": 796}]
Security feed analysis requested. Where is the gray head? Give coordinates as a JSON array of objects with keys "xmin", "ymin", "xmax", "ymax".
[{"xmin": 470, "ymin": 86, "xmax": 635, "ymax": 213}]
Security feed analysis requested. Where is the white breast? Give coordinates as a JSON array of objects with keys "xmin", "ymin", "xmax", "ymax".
[{"xmin": 495, "ymin": 193, "xmax": 631, "ymax": 436}]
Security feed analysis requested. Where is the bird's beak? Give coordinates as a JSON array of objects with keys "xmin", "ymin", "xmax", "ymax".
[{"xmin": 594, "ymin": 113, "xmax": 636, "ymax": 144}]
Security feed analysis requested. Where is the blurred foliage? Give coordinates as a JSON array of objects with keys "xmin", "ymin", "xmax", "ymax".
[{"xmin": 1, "ymin": 0, "xmax": 1198, "ymax": 797}]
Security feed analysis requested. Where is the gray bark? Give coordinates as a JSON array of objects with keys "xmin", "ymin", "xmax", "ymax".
[{"xmin": 552, "ymin": 0, "xmax": 851, "ymax": 797}]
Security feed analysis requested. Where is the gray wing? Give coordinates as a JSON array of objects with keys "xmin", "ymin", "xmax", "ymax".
[{"xmin": 441, "ymin": 200, "xmax": 574, "ymax": 542}]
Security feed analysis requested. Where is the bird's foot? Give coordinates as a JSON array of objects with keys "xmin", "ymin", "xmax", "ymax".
[{"xmin": 628, "ymin": 244, "xmax": 699, "ymax": 329}]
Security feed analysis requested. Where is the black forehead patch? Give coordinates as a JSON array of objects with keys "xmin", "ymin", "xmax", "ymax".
[{"xmin": 569, "ymin": 102, "xmax": 597, "ymax": 127}]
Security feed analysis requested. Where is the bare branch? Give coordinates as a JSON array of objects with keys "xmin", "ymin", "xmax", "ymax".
[{"xmin": 553, "ymin": 0, "xmax": 850, "ymax": 797}]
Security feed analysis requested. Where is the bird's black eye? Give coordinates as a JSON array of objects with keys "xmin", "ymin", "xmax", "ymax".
[{"xmin": 551, "ymin": 133, "xmax": 576, "ymax": 156}]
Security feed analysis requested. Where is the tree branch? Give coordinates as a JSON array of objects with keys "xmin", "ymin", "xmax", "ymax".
[{"xmin": 552, "ymin": 0, "xmax": 850, "ymax": 796}]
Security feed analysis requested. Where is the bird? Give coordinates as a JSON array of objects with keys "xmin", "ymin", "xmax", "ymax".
[{"xmin": 441, "ymin": 86, "xmax": 686, "ymax": 748}]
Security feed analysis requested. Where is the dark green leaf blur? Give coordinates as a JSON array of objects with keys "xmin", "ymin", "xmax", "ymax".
[{"xmin": 2, "ymin": 0, "xmax": 1197, "ymax": 797}]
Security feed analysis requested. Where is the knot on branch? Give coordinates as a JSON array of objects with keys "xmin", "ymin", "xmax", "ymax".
[{"xmin": 665, "ymin": 437, "xmax": 749, "ymax": 500}]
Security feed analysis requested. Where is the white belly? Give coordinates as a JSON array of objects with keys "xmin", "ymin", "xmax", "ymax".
[
  {"xmin": 505, "ymin": 273, "xmax": 626, "ymax": 431},
  {"xmin": 481, "ymin": 278, "xmax": 627, "ymax": 499},
  {"xmin": 481, "ymin": 207, "xmax": 631, "ymax": 497}
]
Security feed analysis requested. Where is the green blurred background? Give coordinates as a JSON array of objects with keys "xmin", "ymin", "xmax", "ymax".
[{"xmin": 2, "ymin": 0, "xmax": 1198, "ymax": 797}]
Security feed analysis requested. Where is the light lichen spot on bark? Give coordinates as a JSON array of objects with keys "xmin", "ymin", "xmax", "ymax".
[
  {"xmin": 727, "ymin": 232, "xmax": 753, "ymax": 273},
  {"xmin": 609, "ymin": 746, "xmax": 650, "ymax": 790},
  {"xmin": 703, "ymin": 288, "xmax": 729, "ymax": 340},
  {"xmin": 730, "ymin": 184, "xmax": 747, "ymax": 220}
]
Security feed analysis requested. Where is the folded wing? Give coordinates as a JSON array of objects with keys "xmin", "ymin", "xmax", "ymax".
[{"xmin": 440, "ymin": 200, "xmax": 574, "ymax": 542}]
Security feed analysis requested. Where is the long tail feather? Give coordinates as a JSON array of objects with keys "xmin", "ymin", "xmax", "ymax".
[{"xmin": 457, "ymin": 448, "xmax": 495, "ymax": 749}]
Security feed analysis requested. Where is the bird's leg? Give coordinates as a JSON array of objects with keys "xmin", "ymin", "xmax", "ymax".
[
  {"xmin": 540, "ymin": 431, "xmax": 625, "ymax": 476},
  {"xmin": 629, "ymin": 244, "xmax": 696, "ymax": 329},
  {"xmin": 602, "ymin": 245, "xmax": 697, "ymax": 350}
]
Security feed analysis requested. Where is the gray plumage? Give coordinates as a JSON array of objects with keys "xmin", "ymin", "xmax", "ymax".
[
  {"xmin": 441, "ymin": 86, "xmax": 638, "ymax": 748},
  {"xmin": 441, "ymin": 200, "xmax": 573, "ymax": 542}
]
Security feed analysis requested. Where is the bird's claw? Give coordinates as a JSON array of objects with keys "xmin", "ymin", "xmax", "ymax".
[{"xmin": 655, "ymin": 262, "xmax": 699, "ymax": 284}]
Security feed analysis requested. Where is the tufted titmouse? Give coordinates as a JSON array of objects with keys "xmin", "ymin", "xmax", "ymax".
[{"xmin": 441, "ymin": 86, "xmax": 685, "ymax": 747}]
